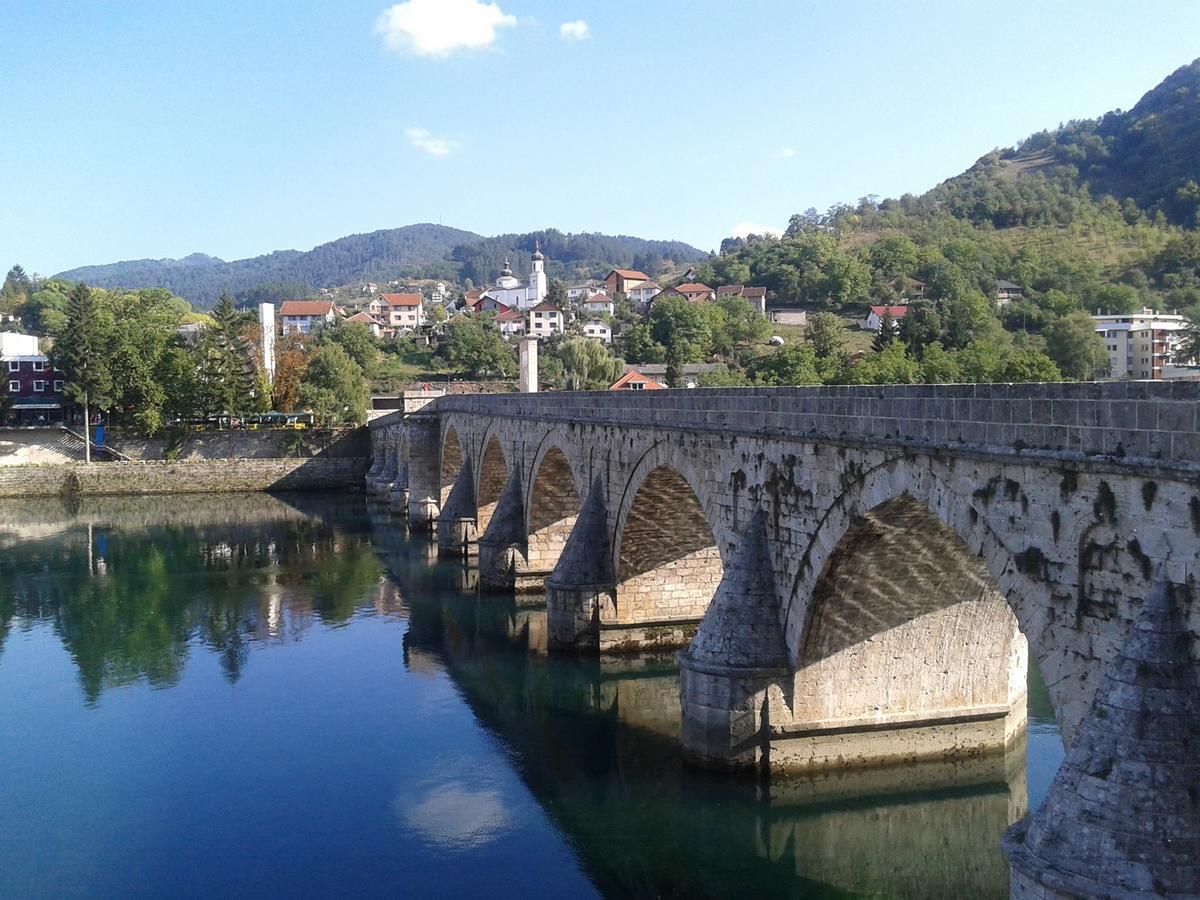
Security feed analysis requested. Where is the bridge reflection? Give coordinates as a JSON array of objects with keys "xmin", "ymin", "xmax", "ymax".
[{"xmin": 376, "ymin": 514, "xmax": 1029, "ymax": 899}]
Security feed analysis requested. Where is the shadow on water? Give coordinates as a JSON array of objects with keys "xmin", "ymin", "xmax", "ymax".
[{"xmin": 0, "ymin": 494, "xmax": 1062, "ymax": 899}]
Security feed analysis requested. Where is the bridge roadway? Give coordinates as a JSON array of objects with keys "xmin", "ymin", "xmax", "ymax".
[{"xmin": 366, "ymin": 382, "xmax": 1200, "ymax": 898}]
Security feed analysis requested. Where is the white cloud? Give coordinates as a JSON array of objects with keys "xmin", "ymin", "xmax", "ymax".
[
  {"xmin": 375, "ymin": 0, "xmax": 517, "ymax": 59},
  {"xmin": 406, "ymin": 127, "xmax": 459, "ymax": 157},
  {"xmin": 730, "ymin": 221, "xmax": 783, "ymax": 239},
  {"xmin": 559, "ymin": 19, "xmax": 589, "ymax": 41},
  {"xmin": 775, "ymin": 146, "xmax": 796, "ymax": 159}
]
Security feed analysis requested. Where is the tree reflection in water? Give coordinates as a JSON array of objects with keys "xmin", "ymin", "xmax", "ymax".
[{"xmin": 0, "ymin": 493, "xmax": 387, "ymax": 702}]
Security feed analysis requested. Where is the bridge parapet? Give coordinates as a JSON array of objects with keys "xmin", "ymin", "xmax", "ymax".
[{"xmin": 411, "ymin": 382, "xmax": 1200, "ymax": 472}]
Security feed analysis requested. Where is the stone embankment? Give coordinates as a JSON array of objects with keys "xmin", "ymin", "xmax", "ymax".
[{"xmin": 0, "ymin": 427, "xmax": 369, "ymax": 497}]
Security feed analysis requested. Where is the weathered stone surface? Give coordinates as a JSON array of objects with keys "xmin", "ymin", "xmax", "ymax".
[{"xmin": 1004, "ymin": 582, "xmax": 1200, "ymax": 898}]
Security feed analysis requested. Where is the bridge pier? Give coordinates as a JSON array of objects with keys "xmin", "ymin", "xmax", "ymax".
[
  {"xmin": 1003, "ymin": 583, "xmax": 1200, "ymax": 899},
  {"xmin": 477, "ymin": 468, "xmax": 528, "ymax": 592},
  {"xmin": 403, "ymin": 415, "xmax": 440, "ymax": 531},
  {"xmin": 437, "ymin": 458, "xmax": 477, "ymax": 558},
  {"xmin": 546, "ymin": 478, "xmax": 615, "ymax": 651}
]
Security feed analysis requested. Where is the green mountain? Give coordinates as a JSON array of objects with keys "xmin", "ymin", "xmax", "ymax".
[{"xmin": 53, "ymin": 224, "xmax": 707, "ymax": 308}]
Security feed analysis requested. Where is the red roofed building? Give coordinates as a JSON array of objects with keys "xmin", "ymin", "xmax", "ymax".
[
  {"xmin": 472, "ymin": 296, "xmax": 509, "ymax": 315},
  {"xmin": 609, "ymin": 370, "xmax": 664, "ymax": 391},
  {"xmin": 280, "ymin": 300, "xmax": 338, "ymax": 335},
  {"xmin": 493, "ymin": 307, "xmax": 526, "ymax": 339},
  {"xmin": 604, "ymin": 268, "xmax": 651, "ymax": 297},
  {"xmin": 867, "ymin": 305, "xmax": 909, "ymax": 333},
  {"xmin": 675, "ymin": 282, "xmax": 716, "ymax": 303},
  {"xmin": 345, "ymin": 310, "xmax": 382, "ymax": 337},
  {"xmin": 378, "ymin": 292, "xmax": 425, "ymax": 331}
]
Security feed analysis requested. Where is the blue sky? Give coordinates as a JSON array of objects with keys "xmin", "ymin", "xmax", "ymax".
[{"xmin": 3, "ymin": 1, "xmax": 1199, "ymax": 275}]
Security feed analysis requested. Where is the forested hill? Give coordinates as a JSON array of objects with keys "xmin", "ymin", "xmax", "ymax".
[
  {"xmin": 919, "ymin": 58, "xmax": 1200, "ymax": 229},
  {"xmin": 55, "ymin": 224, "xmax": 480, "ymax": 307},
  {"xmin": 54, "ymin": 224, "xmax": 707, "ymax": 308}
]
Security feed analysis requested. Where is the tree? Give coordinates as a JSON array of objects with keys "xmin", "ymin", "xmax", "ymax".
[
  {"xmin": 619, "ymin": 322, "xmax": 664, "ymax": 364},
  {"xmin": 941, "ymin": 291, "xmax": 999, "ymax": 349},
  {"xmin": 847, "ymin": 341, "xmax": 920, "ymax": 384},
  {"xmin": 545, "ymin": 279, "xmax": 568, "ymax": 308},
  {"xmin": 714, "ymin": 296, "xmax": 768, "ymax": 346},
  {"xmin": 436, "ymin": 318, "xmax": 517, "ymax": 377},
  {"xmin": 871, "ymin": 309, "xmax": 897, "ymax": 352},
  {"xmin": 750, "ymin": 343, "xmax": 822, "ymax": 386},
  {"xmin": 556, "ymin": 337, "xmax": 625, "ymax": 390},
  {"xmin": 919, "ymin": 342, "xmax": 962, "ymax": 383},
  {"xmin": 199, "ymin": 294, "xmax": 261, "ymax": 414},
  {"xmin": 898, "ymin": 302, "xmax": 941, "ymax": 357},
  {"xmin": 53, "ymin": 283, "xmax": 113, "ymax": 461},
  {"xmin": 1045, "ymin": 311, "xmax": 1107, "ymax": 380},
  {"xmin": 649, "ymin": 295, "xmax": 712, "ymax": 362},
  {"xmin": 297, "ymin": 344, "xmax": 369, "ymax": 426},
  {"xmin": 804, "ymin": 312, "xmax": 845, "ymax": 359},
  {"xmin": 326, "ymin": 321, "xmax": 379, "ymax": 379}
]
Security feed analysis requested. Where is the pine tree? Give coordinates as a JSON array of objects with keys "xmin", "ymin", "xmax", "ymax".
[
  {"xmin": 54, "ymin": 284, "xmax": 112, "ymax": 462},
  {"xmin": 872, "ymin": 309, "xmax": 898, "ymax": 352},
  {"xmin": 202, "ymin": 294, "xmax": 261, "ymax": 414}
]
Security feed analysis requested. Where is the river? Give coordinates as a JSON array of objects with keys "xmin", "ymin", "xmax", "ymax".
[{"xmin": 0, "ymin": 493, "xmax": 1064, "ymax": 898}]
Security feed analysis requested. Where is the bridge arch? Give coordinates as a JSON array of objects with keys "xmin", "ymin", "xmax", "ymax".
[
  {"xmin": 784, "ymin": 455, "xmax": 1100, "ymax": 743},
  {"xmin": 525, "ymin": 443, "xmax": 584, "ymax": 575},
  {"xmin": 475, "ymin": 432, "xmax": 509, "ymax": 535},
  {"xmin": 612, "ymin": 446, "xmax": 728, "ymax": 641},
  {"xmin": 439, "ymin": 425, "xmax": 464, "ymax": 507}
]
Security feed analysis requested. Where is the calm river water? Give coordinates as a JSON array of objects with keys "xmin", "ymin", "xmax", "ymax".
[{"xmin": 0, "ymin": 493, "xmax": 1064, "ymax": 898}]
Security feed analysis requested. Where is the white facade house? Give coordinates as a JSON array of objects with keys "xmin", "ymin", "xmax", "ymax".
[
  {"xmin": 1093, "ymin": 308, "xmax": 1188, "ymax": 380},
  {"xmin": 494, "ymin": 308, "xmax": 526, "ymax": 339},
  {"xmin": 567, "ymin": 280, "xmax": 605, "ymax": 300},
  {"xmin": 582, "ymin": 318, "xmax": 612, "ymax": 344},
  {"xmin": 280, "ymin": 300, "xmax": 338, "ymax": 335},
  {"xmin": 627, "ymin": 282, "xmax": 660, "ymax": 311},
  {"xmin": 481, "ymin": 246, "xmax": 549, "ymax": 311},
  {"xmin": 866, "ymin": 305, "xmax": 909, "ymax": 333},
  {"xmin": 528, "ymin": 302, "xmax": 564, "ymax": 338},
  {"xmin": 0, "ymin": 333, "xmax": 39, "ymax": 357},
  {"xmin": 581, "ymin": 294, "xmax": 615, "ymax": 317},
  {"xmin": 379, "ymin": 293, "xmax": 425, "ymax": 332}
]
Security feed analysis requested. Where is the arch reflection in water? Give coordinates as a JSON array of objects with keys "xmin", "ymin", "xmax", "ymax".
[{"xmin": 380, "ymin": 517, "xmax": 1037, "ymax": 899}]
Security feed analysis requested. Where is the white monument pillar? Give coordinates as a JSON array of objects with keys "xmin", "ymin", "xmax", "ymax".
[
  {"xmin": 258, "ymin": 302, "xmax": 276, "ymax": 386},
  {"xmin": 519, "ymin": 336, "xmax": 538, "ymax": 393}
]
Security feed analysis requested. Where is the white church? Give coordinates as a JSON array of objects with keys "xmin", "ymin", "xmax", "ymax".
[{"xmin": 480, "ymin": 244, "xmax": 548, "ymax": 311}]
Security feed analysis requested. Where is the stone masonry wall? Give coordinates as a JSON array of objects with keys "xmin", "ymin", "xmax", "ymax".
[{"xmin": 0, "ymin": 458, "xmax": 366, "ymax": 498}]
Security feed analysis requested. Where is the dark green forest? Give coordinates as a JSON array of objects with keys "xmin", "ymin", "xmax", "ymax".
[{"xmin": 53, "ymin": 224, "xmax": 706, "ymax": 308}]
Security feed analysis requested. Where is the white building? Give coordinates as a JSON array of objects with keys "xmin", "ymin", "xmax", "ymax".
[
  {"xmin": 280, "ymin": 300, "xmax": 338, "ymax": 335},
  {"xmin": 494, "ymin": 308, "xmax": 526, "ymax": 339},
  {"xmin": 627, "ymin": 281, "xmax": 661, "ymax": 312},
  {"xmin": 377, "ymin": 293, "xmax": 425, "ymax": 333},
  {"xmin": 481, "ymin": 245, "xmax": 549, "ymax": 311},
  {"xmin": 0, "ymin": 333, "xmax": 39, "ymax": 357},
  {"xmin": 567, "ymin": 280, "xmax": 605, "ymax": 300},
  {"xmin": 528, "ymin": 302, "xmax": 564, "ymax": 338},
  {"xmin": 581, "ymin": 293, "xmax": 615, "ymax": 317},
  {"xmin": 1093, "ymin": 308, "xmax": 1188, "ymax": 380},
  {"xmin": 866, "ymin": 305, "xmax": 909, "ymax": 333},
  {"xmin": 582, "ymin": 318, "xmax": 612, "ymax": 344}
]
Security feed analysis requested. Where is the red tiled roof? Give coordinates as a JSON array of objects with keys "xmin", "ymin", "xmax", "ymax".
[
  {"xmin": 346, "ymin": 311, "xmax": 377, "ymax": 324},
  {"xmin": 869, "ymin": 305, "xmax": 909, "ymax": 318},
  {"xmin": 609, "ymin": 371, "xmax": 664, "ymax": 391},
  {"xmin": 608, "ymin": 268, "xmax": 650, "ymax": 281},
  {"xmin": 742, "ymin": 287, "xmax": 766, "ymax": 299},
  {"xmin": 473, "ymin": 298, "xmax": 510, "ymax": 312},
  {"xmin": 465, "ymin": 290, "xmax": 483, "ymax": 301},
  {"xmin": 280, "ymin": 300, "xmax": 336, "ymax": 316},
  {"xmin": 716, "ymin": 285, "xmax": 744, "ymax": 296},
  {"xmin": 381, "ymin": 292, "xmax": 422, "ymax": 307},
  {"xmin": 495, "ymin": 309, "xmax": 523, "ymax": 322},
  {"xmin": 676, "ymin": 283, "xmax": 714, "ymax": 294},
  {"xmin": 530, "ymin": 302, "xmax": 562, "ymax": 313}
]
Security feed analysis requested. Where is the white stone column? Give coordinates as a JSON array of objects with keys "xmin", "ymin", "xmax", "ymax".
[{"xmin": 519, "ymin": 336, "xmax": 538, "ymax": 393}]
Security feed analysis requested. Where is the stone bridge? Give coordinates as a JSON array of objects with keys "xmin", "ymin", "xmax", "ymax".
[{"xmin": 368, "ymin": 383, "xmax": 1200, "ymax": 899}]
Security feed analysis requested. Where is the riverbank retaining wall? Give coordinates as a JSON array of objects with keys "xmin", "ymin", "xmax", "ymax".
[
  {"xmin": 0, "ymin": 457, "xmax": 367, "ymax": 498},
  {"xmin": 0, "ymin": 427, "xmax": 368, "ymax": 465}
]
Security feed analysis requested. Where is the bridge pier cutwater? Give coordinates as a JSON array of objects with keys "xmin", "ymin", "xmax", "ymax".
[{"xmin": 368, "ymin": 383, "xmax": 1200, "ymax": 896}]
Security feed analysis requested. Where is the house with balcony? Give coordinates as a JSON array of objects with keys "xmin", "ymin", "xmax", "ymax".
[{"xmin": 281, "ymin": 300, "xmax": 338, "ymax": 335}]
